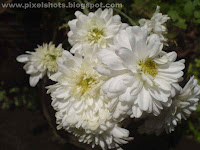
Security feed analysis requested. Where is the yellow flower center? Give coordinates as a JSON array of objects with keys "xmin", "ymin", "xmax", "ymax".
[
  {"xmin": 48, "ymin": 54, "xmax": 57, "ymax": 60},
  {"xmin": 88, "ymin": 28, "xmax": 104, "ymax": 43},
  {"xmin": 78, "ymin": 75, "xmax": 98, "ymax": 94},
  {"xmin": 71, "ymin": 71, "xmax": 100, "ymax": 98},
  {"xmin": 139, "ymin": 58, "xmax": 158, "ymax": 77},
  {"xmin": 43, "ymin": 49, "xmax": 62, "ymax": 72}
]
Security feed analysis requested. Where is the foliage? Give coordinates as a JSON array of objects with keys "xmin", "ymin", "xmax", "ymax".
[
  {"xmin": 0, "ymin": 82, "xmax": 38, "ymax": 110},
  {"xmin": 188, "ymin": 58, "xmax": 200, "ymax": 84},
  {"xmin": 187, "ymin": 58, "xmax": 200, "ymax": 143},
  {"xmin": 187, "ymin": 105, "xmax": 200, "ymax": 143}
]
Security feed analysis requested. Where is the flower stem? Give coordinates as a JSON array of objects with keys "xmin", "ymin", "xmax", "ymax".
[
  {"xmin": 40, "ymin": 76, "xmax": 55, "ymax": 130},
  {"xmin": 113, "ymin": 8, "xmax": 137, "ymax": 26},
  {"xmin": 52, "ymin": 27, "xmax": 57, "ymax": 42}
]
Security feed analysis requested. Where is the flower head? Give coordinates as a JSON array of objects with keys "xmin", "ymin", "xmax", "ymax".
[
  {"xmin": 96, "ymin": 26, "xmax": 185, "ymax": 119},
  {"xmin": 68, "ymin": 8, "xmax": 128, "ymax": 57},
  {"xmin": 139, "ymin": 6, "xmax": 170, "ymax": 42},
  {"xmin": 47, "ymin": 51, "xmax": 132, "ymax": 149},
  {"xmin": 138, "ymin": 76, "xmax": 200, "ymax": 135},
  {"xmin": 16, "ymin": 42, "xmax": 64, "ymax": 87}
]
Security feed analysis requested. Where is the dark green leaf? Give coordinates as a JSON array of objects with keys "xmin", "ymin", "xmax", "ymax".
[{"xmin": 184, "ymin": 1, "xmax": 194, "ymax": 16}]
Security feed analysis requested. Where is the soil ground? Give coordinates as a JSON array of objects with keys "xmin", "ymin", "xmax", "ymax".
[{"xmin": 0, "ymin": 110, "xmax": 200, "ymax": 150}]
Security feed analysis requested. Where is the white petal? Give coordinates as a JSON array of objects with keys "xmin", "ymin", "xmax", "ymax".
[
  {"xmin": 138, "ymin": 87, "xmax": 151, "ymax": 111},
  {"xmin": 131, "ymin": 105, "xmax": 143, "ymax": 118},
  {"xmin": 97, "ymin": 49, "xmax": 126, "ymax": 71},
  {"xmin": 29, "ymin": 73, "xmax": 42, "ymax": 87},
  {"xmin": 115, "ymin": 47, "xmax": 134, "ymax": 67},
  {"xmin": 16, "ymin": 54, "xmax": 29, "ymax": 63}
]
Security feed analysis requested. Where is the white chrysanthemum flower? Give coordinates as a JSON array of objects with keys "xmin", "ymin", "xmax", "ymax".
[
  {"xmin": 46, "ymin": 51, "xmax": 132, "ymax": 150},
  {"xmin": 68, "ymin": 8, "xmax": 128, "ymax": 57},
  {"xmin": 16, "ymin": 42, "xmax": 64, "ymax": 87},
  {"xmin": 96, "ymin": 26, "xmax": 185, "ymax": 119},
  {"xmin": 138, "ymin": 76, "xmax": 200, "ymax": 135},
  {"xmin": 139, "ymin": 6, "xmax": 170, "ymax": 42}
]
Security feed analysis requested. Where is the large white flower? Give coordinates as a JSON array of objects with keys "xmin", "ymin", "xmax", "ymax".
[
  {"xmin": 68, "ymin": 8, "xmax": 128, "ymax": 57},
  {"xmin": 139, "ymin": 6, "xmax": 170, "ymax": 42},
  {"xmin": 46, "ymin": 51, "xmax": 132, "ymax": 150},
  {"xmin": 138, "ymin": 76, "xmax": 200, "ymax": 135},
  {"xmin": 96, "ymin": 26, "xmax": 185, "ymax": 119},
  {"xmin": 16, "ymin": 42, "xmax": 64, "ymax": 87}
]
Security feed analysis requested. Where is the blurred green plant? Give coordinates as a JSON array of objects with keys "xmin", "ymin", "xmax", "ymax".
[
  {"xmin": 126, "ymin": 0, "xmax": 200, "ymax": 38},
  {"xmin": 187, "ymin": 104, "xmax": 200, "ymax": 143},
  {"xmin": 0, "ymin": 82, "xmax": 38, "ymax": 110},
  {"xmin": 187, "ymin": 58, "xmax": 200, "ymax": 143},
  {"xmin": 129, "ymin": 0, "xmax": 200, "ymax": 26},
  {"xmin": 188, "ymin": 58, "xmax": 200, "ymax": 84},
  {"xmin": 166, "ymin": 0, "xmax": 200, "ymax": 29}
]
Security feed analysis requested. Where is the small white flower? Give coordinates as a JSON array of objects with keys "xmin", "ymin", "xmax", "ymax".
[
  {"xmin": 96, "ymin": 26, "xmax": 185, "ymax": 119},
  {"xmin": 139, "ymin": 6, "xmax": 170, "ymax": 42},
  {"xmin": 47, "ymin": 51, "xmax": 132, "ymax": 150},
  {"xmin": 68, "ymin": 8, "xmax": 128, "ymax": 57},
  {"xmin": 16, "ymin": 42, "xmax": 64, "ymax": 87},
  {"xmin": 138, "ymin": 76, "xmax": 200, "ymax": 135}
]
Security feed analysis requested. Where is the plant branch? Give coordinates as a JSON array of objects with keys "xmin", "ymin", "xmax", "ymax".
[
  {"xmin": 113, "ymin": 8, "xmax": 137, "ymax": 26},
  {"xmin": 40, "ymin": 76, "xmax": 55, "ymax": 130}
]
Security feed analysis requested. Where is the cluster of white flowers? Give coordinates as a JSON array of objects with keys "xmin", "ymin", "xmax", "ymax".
[
  {"xmin": 138, "ymin": 76, "xmax": 200, "ymax": 135},
  {"xmin": 139, "ymin": 6, "xmax": 170, "ymax": 43},
  {"xmin": 17, "ymin": 7, "xmax": 200, "ymax": 150}
]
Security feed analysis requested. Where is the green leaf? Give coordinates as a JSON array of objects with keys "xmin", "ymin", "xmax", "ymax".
[
  {"xmin": 197, "ymin": 104, "xmax": 200, "ymax": 112},
  {"xmin": 188, "ymin": 121, "xmax": 195, "ymax": 132},
  {"xmin": 1, "ymin": 101, "xmax": 10, "ymax": 110},
  {"xmin": 0, "ymin": 91, "xmax": 6, "ymax": 101},
  {"xmin": 9, "ymin": 87, "xmax": 20, "ymax": 93},
  {"xmin": 194, "ymin": 19, "xmax": 200, "ymax": 24},
  {"xmin": 176, "ymin": 0, "xmax": 183, "ymax": 3},
  {"xmin": 174, "ymin": 19, "xmax": 187, "ymax": 29},
  {"xmin": 194, "ymin": 11, "xmax": 200, "ymax": 18},
  {"xmin": 167, "ymin": 33, "xmax": 177, "ymax": 39},
  {"xmin": 193, "ymin": 0, "xmax": 200, "ymax": 7},
  {"xmin": 168, "ymin": 10, "xmax": 180, "ymax": 21},
  {"xmin": 184, "ymin": 1, "xmax": 194, "ymax": 17},
  {"xmin": 14, "ymin": 97, "xmax": 20, "ymax": 106}
]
